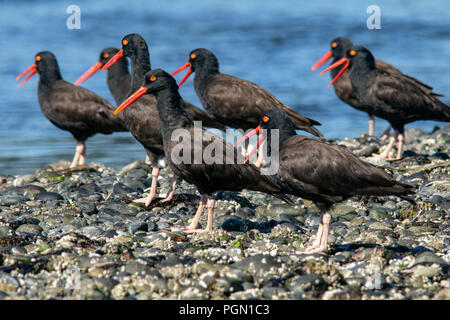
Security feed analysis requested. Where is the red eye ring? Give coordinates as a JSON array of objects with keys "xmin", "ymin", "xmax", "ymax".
[
  {"xmin": 122, "ymin": 39, "xmax": 128, "ymax": 46},
  {"xmin": 150, "ymin": 75, "xmax": 157, "ymax": 82},
  {"xmin": 331, "ymin": 42, "xmax": 337, "ymax": 48},
  {"xmin": 190, "ymin": 53, "xmax": 196, "ymax": 59},
  {"xmin": 262, "ymin": 116, "xmax": 269, "ymax": 123}
]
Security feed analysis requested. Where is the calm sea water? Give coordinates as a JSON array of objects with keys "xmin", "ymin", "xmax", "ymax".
[{"xmin": 1, "ymin": 0, "xmax": 449, "ymax": 175}]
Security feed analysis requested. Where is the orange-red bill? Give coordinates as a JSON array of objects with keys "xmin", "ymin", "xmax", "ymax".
[
  {"xmin": 311, "ymin": 51, "xmax": 332, "ymax": 71},
  {"xmin": 244, "ymin": 133, "xmax": 265, "ymax": 164},
  {"xmin": 171, "ymin": 62, "xmax": 192, "ymax": 87},
  {"xmin": 74, "ymin": 61, "xmax": 103, "ymax": 86},
  {"xmin": 16, "ymin": 64, "xmax": 37, "ymax": 87},
  {"xmin": 319, "ymin": 57, "xmax": 349, "ymax": 87},
  {"xmin": 102, "ymin": 49, "xmax": 123, "ymax": 71},
  {"xmin": 113, "ymin": 86, "xmax": 148, "ymax": 115},
  {"xmin": 234, "ymin": 126, "xmax": 261, "ymax": 147}
]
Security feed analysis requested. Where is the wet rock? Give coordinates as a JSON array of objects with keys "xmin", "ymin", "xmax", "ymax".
[
  {"xmin": 128, "ymin": 221, "xmax": 148, "ymax": 234},
  {"xmin": 15, "ymin": 224, "xmax": 42, "ymax": 236},
  {"xmin": 34, "ymin": 191, "xmax": 64, "ymax": 201},
  {"xmin": 330, "ymin": 204, "xmax": 357, "ymax": 218},
  {"xmin": 113, "ymin": 182, "xmax": 137, "ymax": 195}
]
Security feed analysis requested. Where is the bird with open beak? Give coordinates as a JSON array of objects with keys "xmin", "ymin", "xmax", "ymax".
[
  {"xmin": 113, "ymin": 68, "xmax": 292, "ymax": 233},
  {"xmin": 235, "ymin": 109, "xmax": 416, "ymax": 253},
  {"xmin": 319, "ymin": 46, "xmax": 450, "ymax": 161}
]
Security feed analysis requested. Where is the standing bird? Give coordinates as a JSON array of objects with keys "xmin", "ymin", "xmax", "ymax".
[
  {"xmin": 312, "ymin": 37, "xmax": 442, "ymax": 137},
  {"xmin": 320, "ymin": 46, "xmax": 450, "ymax": 160},
  {"xmin": 114, "ymin": 69, "xmax": 292, "ymax": 233},
  {"xmin": 101, "ymin": 34, "xmax": 226, "ymax": 206},
  {"xmin": 74, "ymin": 47, "xmax": 131, "ymax": 106},
  {"xmin": 16, "ymin": 51, "xmax": 128, "ymax": 168},
  {"xmin": 171, "ymin": 48, "xmax": 322, "ymax": 136},
  {"xmin": 235, "ymin": 109, "xmax": 415, "ymax": 253}
]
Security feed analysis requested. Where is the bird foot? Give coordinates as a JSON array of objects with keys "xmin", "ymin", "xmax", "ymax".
[
  {"xmin": 160, "ymin": 192, "xmax": 175, "ymax": 203},
  {"xmin": 182, "ymin": 228, "xmax": 207, "ymax": 234},
  {"xmin": 371, "ymin": 153, "xmax": 400, "ymax": 161},
  {"xmin": 303, "ymin": 244, "xmax": 328, "ymax": 254},
  {"xmin": 132, "ymin": 194, "xmax": 157, "ymax": 207}
]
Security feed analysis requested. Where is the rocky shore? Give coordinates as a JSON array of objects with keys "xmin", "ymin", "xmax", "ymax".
[{"xmin": 0, "ymin": 126, "xmax": 448, "ymax": 300}]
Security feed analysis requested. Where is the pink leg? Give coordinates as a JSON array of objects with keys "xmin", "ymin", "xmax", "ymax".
[
  {"xmin": 70, "ymin": 141, "xmax": 84, "ymax": 168},
  {"xmin": 183, "ymin": 195, "xmax": 207, "ymax": 233},
  {"xmin": 380, "ymin": 125, "xmax": 391, "ymax": 141},
  {"xmin": 304, "ymin": 212, "xmax": 331, "ymax": 253},
  {"xmin": 372, "ymin": 131, "xmax": 401, "ymax": 161},
  {"xmin": 368, "ymin": 115, "xmax": 375, "ymax": 136},
  {"xmin": 161, "ymin": 176, "xmax": 178, "ymax": 203},
  {"xmin": 133, "ymin": 166, "xmax": 159, "ymax": 207}
]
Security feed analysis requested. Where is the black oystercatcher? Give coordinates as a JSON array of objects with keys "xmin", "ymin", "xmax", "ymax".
[
  {"xmin": 235, "ymin": 109, "xmax": 416, "ymax": 253},
  {"xmin": 312, "ymin": 37, "xmax": 442, "ymax": 138},
  {"xmin": 321, "ymin": 46, "xmax": 450, "ymax": 160},
  {"xmin": 16, "ymin": 51, "xmax": 127, "ymax": 168},
  {"xmin": 114, "ymin": 69, "xmax": 292, "ymax": 233},
  {"xmin": 101, "ymin": 34, "xmax": 226, "ymax": 206},
  {"xmin": 74, "ymin": 47, "xmax": 131, "ymax": 106},
  {"xmin": 171, "ymin": 48, "xmax": 322, "ymax": 136}
]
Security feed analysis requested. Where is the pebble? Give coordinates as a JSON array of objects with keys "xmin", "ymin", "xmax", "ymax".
[{"xmin": 0, "ymin": 127, "xmax": 448, "ymax": 300}]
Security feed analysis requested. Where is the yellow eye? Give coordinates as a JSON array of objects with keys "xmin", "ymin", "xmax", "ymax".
[
  {"xmin": 35, "ymin": 55, "xmax": 41, "ymax": 62},
  {"xmin": 262, "ymin": 115, "xmax": 269, "ymax": 123},
  {"xmin": 331, "ymin": 42, "xmax": 337, "ymax": 49},
  {"xmin": 349, "ymin": 49, "xmax": 356, "ymax": 56},
  {"xmin": 190, "ymin": 53, "xmax": 196, "ymax": 60},
  {"xmin": 150, "ymin": 75, "xmax": 157, "ymax": 82},
  {"xmin": 122, "ymin": 39, "xmax": 128, "ymax": 46},
  {"xmin": 103, "ymin": 53, "xmax": 109, "ymax": 59}
]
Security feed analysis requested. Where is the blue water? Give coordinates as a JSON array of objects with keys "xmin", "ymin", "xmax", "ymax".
[{"xmin": 1, "ymin": 0, "xmax": 449, "ymax": 175}]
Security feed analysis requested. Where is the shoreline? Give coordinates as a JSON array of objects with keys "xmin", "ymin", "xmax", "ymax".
[{"xmin": 0, "ymin": 127, "xmax": 448, "ymax": 300}]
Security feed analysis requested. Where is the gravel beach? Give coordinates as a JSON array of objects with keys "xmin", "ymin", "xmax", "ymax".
[{"xmin": 0, "ymin": 126, "xmax": 448, "ymax": 300}]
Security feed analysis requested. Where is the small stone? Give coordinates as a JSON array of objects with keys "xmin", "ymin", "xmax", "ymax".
[
  {"xmin": 34, "ymin": 191, "xmax": 64, "ymax": 201},
  {"xmin": 368, "ymin": 208, "xmax": 391, "ymax": 220},
  {"xmin": 128, "ymin": 222, "xmax": 148, "ymax": 234},
  {"xmin": 330, "ymin": 204, "xmax": 357, "ymax": 218},
  {"xmin": 15, "ymin": 224, "xmax": 43, "ymax": 236}
]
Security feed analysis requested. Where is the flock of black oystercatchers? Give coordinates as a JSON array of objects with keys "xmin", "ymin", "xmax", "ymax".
[{"xmin": 16, "ymin": 34, "xmax": 450, "ymax": 253}]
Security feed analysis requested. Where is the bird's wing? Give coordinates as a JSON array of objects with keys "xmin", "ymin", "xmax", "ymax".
[
  {"xmin": 46, "ymin": 80, "xmax": 127, "ymax": 132},
  {"xmin": 367, "ymin": 71, "xmax": 448, "ymax": 120},
  {"xmin": 278, "ymin": 136, "xmax": 412, "ymax": 198},
  {"xmin": 204, "ymin": 74, "xmax": 322, "ymax": 135},
  {"xmin": 375, "ymin": 59, "xmax": 442, "ymax": 96}
]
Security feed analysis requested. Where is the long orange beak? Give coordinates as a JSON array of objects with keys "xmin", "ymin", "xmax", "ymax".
[
  {"xmin": 319, "ymin": 57, "xmax": 349, "ymax": 87},
  {"xmin": 234, "ymin": 125, "xmax": 264, "ymax": 164},
  {"xmin": 311, "ymin": 51, "xmax": 332, "ymax": 71},
  {"xmin": 102, "ymin": 49, "xmax": 123, "ymax": 71},
  {"xmin": 171, "ymin": 62, "xmax": 192, "ymax": 87},
  {"xmin": 74, "ymin": 61, "xmax": 103, "ymax": 86},
  {"xmin": 16, "ymin": 64, "xmax": 37, "ymax": 87},
  {"xmin": 113, "ymin": 86, "xmax": 148, "ymax": 115}
]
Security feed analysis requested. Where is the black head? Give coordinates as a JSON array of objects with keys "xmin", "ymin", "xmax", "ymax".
[
  {"xmin": 34, "ymin": 51, "xmax": 60, "ymax": 76},
  {"xmin": 99, "ymin": 47, "xmax": 120, "ymax": 66},
  {"xmin": 188, "ymin": 48, "xmax": 219, "ymax": 73},
  {"xmin": 142, "ymin": 69, "xmax": 179, "ymax": 94},
  {"xmin": 345, "ymin": 45, "xmax": 376, "ymax": 69},
  {"xmin": 330, "ymin": 37, "xmax": 353, "ymax": 59},
  {"xmin": 259, "ymin": 110, "xmax": 297, "ymax": 143},
  {"xmin": 121, "ymin": 33, "xmax": 148, "ymax": 58}
]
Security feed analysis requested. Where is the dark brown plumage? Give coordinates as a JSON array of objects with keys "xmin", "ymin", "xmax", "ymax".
[
  {"xmin": 101, "ymin": 34, "xmax": 226, "ymax": 206},
  {"xmin": 237, "ymin": 109, "xmax": 415, "ymax": 253},
  {"xmin": 114, "ymin": 69, "xmax": 292, "ymax": 233},
  {"xmin": 313, "ymin": 37, "xmax": 442, "ymax": 137},
  {"xmin": 173, "ymin": 48, "xmax": 322, "ymax": 137},
  {"xmin": 323, "ymin": 45, "xmax": 450, "ymax": 160},
  {"xmin": 17, "ymin": 51, "xmax": 127, "ymax": 168}
]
